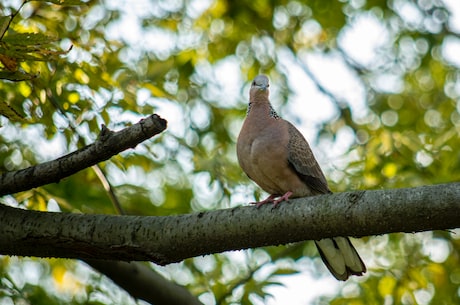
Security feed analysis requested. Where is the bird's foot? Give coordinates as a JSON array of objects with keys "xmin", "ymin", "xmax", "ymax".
[
  {"xmin": 251, "ymin": 194, "xmax": 278, "ymax": 208},
  {"xmin": 251, "ymin": 191, "xmax": 293, "ymax": 208},
  {"xmin": 272, "ymin": 191, "xmax": 293, "ymax": 208}
]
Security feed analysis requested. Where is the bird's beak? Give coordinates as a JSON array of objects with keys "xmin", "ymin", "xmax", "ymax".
[{"xmin": 257, "ymin": 84, "xmax": 268, "ymax": 91}]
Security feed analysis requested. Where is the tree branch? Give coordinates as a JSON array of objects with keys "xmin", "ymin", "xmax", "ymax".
[
  {"xmin": 0, "ymin": 183, "xmax": 459, "ymax": 262},
  {"xmin": 0, "ymin": 114, "xmax": 167, "ymax": 196},
  {"xmin": 85, "ymin": 259, "xmax": 203, "ymax": 305}
]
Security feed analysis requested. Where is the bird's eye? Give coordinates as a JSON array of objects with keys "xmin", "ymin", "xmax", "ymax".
[{"xmin": 252, "ymin": 81, "xmax": 256, "ymax": 86}]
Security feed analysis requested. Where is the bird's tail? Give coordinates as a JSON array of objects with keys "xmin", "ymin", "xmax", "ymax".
[{"xmin": 315, "ymin": 237, "xmax": 366, "ymax": 281}]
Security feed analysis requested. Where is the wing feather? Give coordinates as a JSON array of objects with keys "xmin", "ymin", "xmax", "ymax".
[{"xmin": 286, "ymin": 122, "xmax": 330, "ymax": 194}]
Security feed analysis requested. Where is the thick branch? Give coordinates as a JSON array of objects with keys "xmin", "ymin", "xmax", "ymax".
[
  {"xmin": 0, "ymin": 183, "xmax": 459, "ymax": 262},
  {"xmin": 85, "ymin": 260, "xmax": 203, "ymax": 305},
  {"xmin": 0, "ymin": 114, "xmax": 167, "ymax": 196}
]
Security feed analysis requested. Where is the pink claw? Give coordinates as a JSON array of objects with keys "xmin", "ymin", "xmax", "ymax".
[
  {"xmin": 251, "ymin": 194, "xmax": 277, "ymax": 208},
  {"xmin": 251, "ymin": 191, "xmax": 293, "ymax": 208},
  {"xmin": 272, "ymin": 191, "xmax": 293, "ymax": 207}
]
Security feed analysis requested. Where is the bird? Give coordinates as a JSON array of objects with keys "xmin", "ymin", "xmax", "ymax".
[{"xmin": 236, "ymin": 74, "xmax": 366, "ymax": 281}]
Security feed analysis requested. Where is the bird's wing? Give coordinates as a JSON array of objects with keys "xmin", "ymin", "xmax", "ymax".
[{"xmin": 286, "ymin": 122, "xmax": 331, "ymax": 194}]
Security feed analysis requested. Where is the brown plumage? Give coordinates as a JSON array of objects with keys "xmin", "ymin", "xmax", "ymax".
[{"xmin": 236, "ymin": 74, "xmax": 366, "ymax": 281}]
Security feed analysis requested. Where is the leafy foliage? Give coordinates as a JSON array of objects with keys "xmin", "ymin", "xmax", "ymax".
[{"xmin": 1, "ymin": 0, "xmax": 460, "ymax": 304}]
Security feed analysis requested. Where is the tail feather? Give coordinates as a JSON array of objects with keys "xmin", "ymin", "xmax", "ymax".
[{"xmin": 315, "ymin": 237, "xmax": 366, "ymax": 281}]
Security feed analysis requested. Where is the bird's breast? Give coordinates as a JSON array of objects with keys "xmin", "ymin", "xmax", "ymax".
[{"xmin": 237, "ymin": 118, "xmax": 316, "ymax": 197}]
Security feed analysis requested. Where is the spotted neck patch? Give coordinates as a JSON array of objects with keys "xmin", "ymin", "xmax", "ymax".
[
  {"xmin": 269, "ymin": 104, "xmax": 280, "ymax": 119},
  {"xmin": 247, "ymin": 102, "xmax": 280, "ymax": 119}
]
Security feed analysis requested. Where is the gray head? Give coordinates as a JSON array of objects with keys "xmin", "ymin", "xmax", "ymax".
[
  {"xmin": 251, "ymin": 75, "xmax": 269, "ymax": 90},
  {"xmin": 249, "ymin": 75, "xmax": 270, "ymax": 102}
]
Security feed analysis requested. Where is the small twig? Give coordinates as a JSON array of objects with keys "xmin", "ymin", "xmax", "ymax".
[
  {"xmin": 0, "ymin": 0, "xmax": 29, "ymax": 41},
  {"xmin": 92, "ymin": 164, "xmax": 125, "ymax": 215}
]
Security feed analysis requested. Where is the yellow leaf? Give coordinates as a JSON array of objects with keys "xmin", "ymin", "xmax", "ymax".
[
  {"xmin": 74, "ymin": 68, "xmax": 89, "ymax": 84},
  {"xmin": 68, "ymin": 92, "xmax": 80, "ymax": 104},
  {"xmin": 364, "ymin": 173, "xmax": 379, "ymax": 187},
  {"xmin": 378, "ymin": 275, "xmax": 396, "ymax": 296},
  {"xmin": 382, "ymin": 163, "xmax": 397, "ymax": 178},
  {"xmin": 380, "ymin": 130, "xmax": 393, "ymax": 153},
  {"xmin": 426, "ymin": 263, "xmax": 446, "ymax": 286},
  {"xmin": 52, "ymin": 264, "xmax": 83, "ymax": 294},
  {"xmin": 143, "ymin": 83, "xmax": 169, "ymax": 98},
  {"xmin": 208, "ymin": 0, "xmax": 227, "ymax": 18},
  {"xmin": 52, "ymin": 265, "xmax": 66, "ymax": 286},
  {"xmin": 30, "ymin": 194, "xmax": 48, "ymax": 212},
  {"xmin": 18, "ymin": 82, "xmax": 31, "ymax": 98}
]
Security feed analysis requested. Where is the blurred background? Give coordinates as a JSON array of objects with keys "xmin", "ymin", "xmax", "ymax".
[{"xmin": 1, "ymin": 0, "xmax": 460, "ymax": 304}]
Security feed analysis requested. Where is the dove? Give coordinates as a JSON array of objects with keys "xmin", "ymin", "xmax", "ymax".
[{"xmin": 236, "ymin": 74, "xmax": 366, "ymax": 280}]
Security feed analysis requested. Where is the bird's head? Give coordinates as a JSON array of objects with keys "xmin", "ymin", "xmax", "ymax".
[{"xmin": 249, "ymin": 75, "xmax": 270, "ymax": 102}]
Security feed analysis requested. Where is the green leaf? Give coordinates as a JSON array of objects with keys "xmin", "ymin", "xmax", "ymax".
[
  {"xmin": 270, "ymin": 268, "xmax": 300, "ymax": 276},
  {"xmin": 0, "ymin": 100, "xmax": 25, "ymax": 121},
  {"xmin": 2, "ymin": 33, "xmax": 58, "ymax": 46},
  {"xmin": 0, "ymin": 16, "xmax": 11, "ymax": 38},
  {"xmin": 0, "ymin": 70, "xmax": 37, "ymax": 81}
]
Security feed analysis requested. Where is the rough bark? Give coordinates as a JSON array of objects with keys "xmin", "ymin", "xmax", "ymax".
[
  {"xmin": 1, "ymin": 182, "xmax": 459, "ymax": 263},
  {"xmin": 0, "ymin": 114, "xmax": 167, "ymax": 196}
]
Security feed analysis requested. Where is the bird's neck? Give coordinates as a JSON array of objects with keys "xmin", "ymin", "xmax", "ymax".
[{"xmin": 247, "ymin": 101, "xmax": 280, "ymax": 120}]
